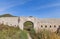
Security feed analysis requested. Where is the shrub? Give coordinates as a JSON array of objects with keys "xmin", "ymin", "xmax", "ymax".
[{"xmin": 0, "ymin": 24, "xmax": 28, "ymax": 39}]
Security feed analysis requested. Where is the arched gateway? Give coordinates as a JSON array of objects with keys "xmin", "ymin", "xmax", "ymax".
[
  {"xmin": 19, "ymin": 17, "xmax": 37, "ymax": 32},
  {"xmin": 24, "ymin": 21, "xmax": 34, "ymax": 31}
]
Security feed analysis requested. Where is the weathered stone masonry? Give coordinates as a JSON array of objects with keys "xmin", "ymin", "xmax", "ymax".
[{"xmin": 0, "ymin": 16, "xmax": 60, "ymax": 32}]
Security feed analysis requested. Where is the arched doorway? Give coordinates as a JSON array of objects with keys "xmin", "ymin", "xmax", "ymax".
[{"xmin": 24, "ymin": 21, "xmax": 34, "ymax": 31}]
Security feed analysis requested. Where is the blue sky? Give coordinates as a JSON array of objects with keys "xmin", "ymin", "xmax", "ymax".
[{"xmin": 0, "ymin": 0, "xmax": 60, "ymax": 18}]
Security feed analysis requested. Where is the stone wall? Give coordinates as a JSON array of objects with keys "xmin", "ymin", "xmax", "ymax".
[
  {"xmin": 0, "ymin": 17, "xmax": 18, "ymax": 27},
  {"xmin": 37, "ymin": 18, "xmax": 60, "ymax": 32},
  {"xmin": 0, "ymin": 17, "xmax": 60, "ymax": 32}
]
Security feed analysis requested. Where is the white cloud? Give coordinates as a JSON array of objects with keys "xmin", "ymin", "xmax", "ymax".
[{"xmin": 0, "ymin": 0, "xmax": 31, "ymax": 12}]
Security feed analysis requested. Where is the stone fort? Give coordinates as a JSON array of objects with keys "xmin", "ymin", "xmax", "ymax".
[{"xmin": 0, "ymin": 16, "xmax": 60, "ymax": 32}]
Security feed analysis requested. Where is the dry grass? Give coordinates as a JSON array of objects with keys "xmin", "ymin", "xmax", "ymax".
[
  {"xmin": 29, "ymin": 29, "xmax": 60, "ymax": 39},
  {"xmin": 0, "ymin": 24, "xmax": 28, "ymax": 39},
  {"xmin": 0, "ymin": 24, "xmax": 60, "ymax": 39}
]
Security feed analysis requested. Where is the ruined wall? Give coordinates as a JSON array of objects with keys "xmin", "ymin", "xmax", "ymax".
[
  {"xmin": 19, "ymin": 16, "xmax": 38, "ymax": 30},
  {"xmin": 0, "ymin": 17, "xmax": 60, "ymax": 32},
  {"xmin": 0, "ymin": 17, "xmax": 18, "ymax": 27},
  {"xmin": 37, "ymin": 18, "xmax": 60, "ymax": 32}
]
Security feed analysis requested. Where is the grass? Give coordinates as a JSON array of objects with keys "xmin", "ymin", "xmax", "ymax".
[
  {"xmin": 29, "ymin": 29, "xmax": 60, "ymax": 39},
  {"xmin": 0, "ymin": 24, "xmax": 28, "ymax": 39},
  {"xmin": 0, "ymin": 24, "xmax": 60, "ymax": 39}
]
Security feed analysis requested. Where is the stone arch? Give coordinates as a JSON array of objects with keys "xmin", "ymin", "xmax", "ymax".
[
  {"xmin": 18, "ymin": 17, "xmax": 37, "ymax": 32},
  {"xmin": 23, "ymin": 21, "xmax": 34, "ymax": 31}
]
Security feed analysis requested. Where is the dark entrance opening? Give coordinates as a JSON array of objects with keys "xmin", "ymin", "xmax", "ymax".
[{"xmin": 24, "ymin": 21, "xmax": 34, "ymax": 31}]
